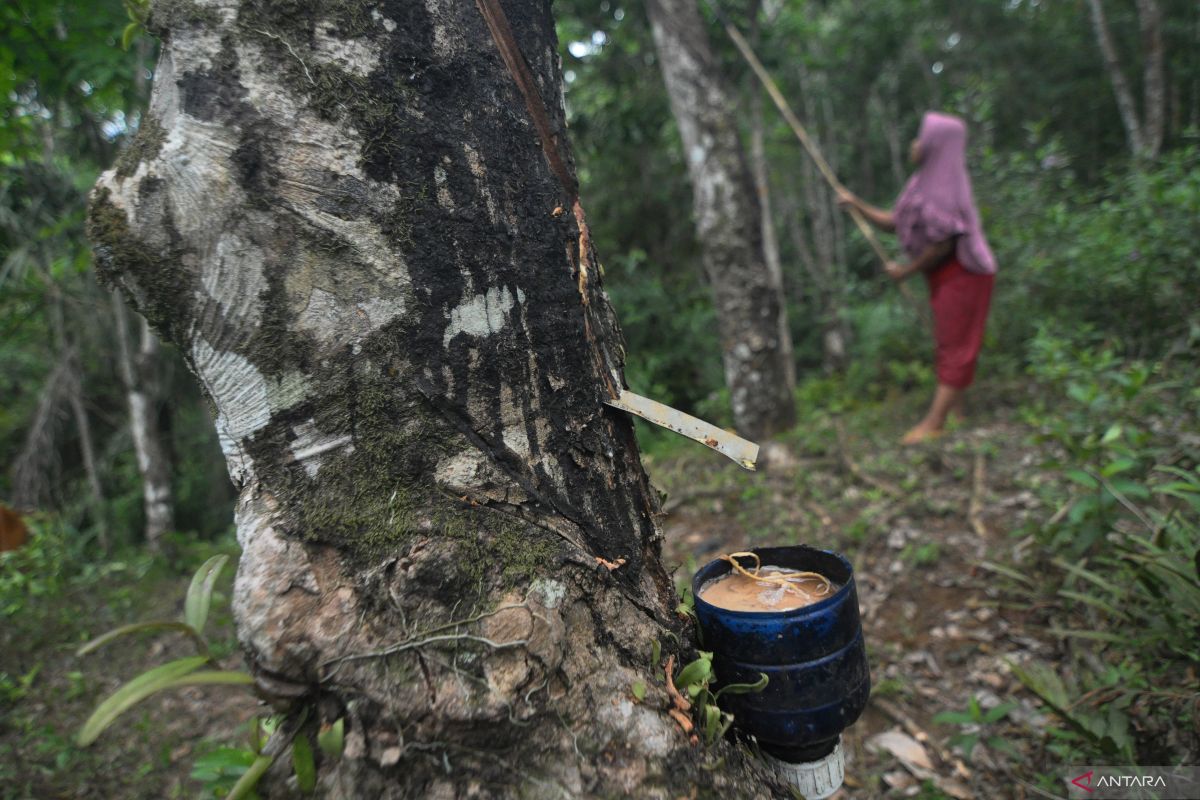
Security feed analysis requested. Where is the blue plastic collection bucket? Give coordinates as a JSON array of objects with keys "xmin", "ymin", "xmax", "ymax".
[{"xmin": 691, "ymin": 545, "xmax": 871, "ymax": 762}]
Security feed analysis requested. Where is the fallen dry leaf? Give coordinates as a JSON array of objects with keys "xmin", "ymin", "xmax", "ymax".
[{"xmin": 868, "ymin": 729, "xmax": 934, "ymax": 772}]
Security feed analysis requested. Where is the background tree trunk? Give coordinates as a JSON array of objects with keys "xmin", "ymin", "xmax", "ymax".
[
  {"xmin": 1087, "ymin": 0, "xmax": 1166, "ymax": 159},
  {"xmin": 1135, "ymin": 0, "xmax": 1166, "ymax": 156},
  {"xmin": 746, "ymin": 1, "xmax": 795, "ymax": 389},
  {"xmin": 646, "ymin": 0, "xmax": 796, "ymax": 439},
  {"xmin": 113, "ymin": 294, "xmax": 175, "ymax": 551},
  {"xmin": 87, "ymin": 0, "xmax": 779, "ymax": 795}
]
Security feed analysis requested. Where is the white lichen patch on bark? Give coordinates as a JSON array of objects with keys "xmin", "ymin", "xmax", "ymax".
[
  {"xmin": 442, "ymin": 286, "xmax": 523, "ymax": 346},
  {"xmin": 433, "ymin": 450, "xmax": 528, "ymax": 504},
  {"xmin": 290, "ymin": 419, "xmax": 355, "ymax": 477},
  {"xmin": 204, "ymin": 230, "xmax": 268, "ymax": 330},
  {"xmin": 312, "ymin": 21, "xmax": 381, "ymax": 77},
  {"xmin": 194, "ymin": 338, "xmax": 272, "ymax": 441},
  {"xmin": 434, "ymin": 163, "xmax": 454, "ymax": 210},
  {"xmin": 499, "ymin": 383, "xmax": 532, "ymax": 459},
  {"xmin": 297, "ymin": 287, "xmax": 406, "ymax": 348},
  {"xmin": 370, "ymin": 8, "xmax": 397, "ymax": 32},
  {"xmin": 462, "ymin": 143, "xmax": 500, "ymax": 226},
  {"xmin": 193, "ymin": 339, "xmax": 312, "ymax": 483}
]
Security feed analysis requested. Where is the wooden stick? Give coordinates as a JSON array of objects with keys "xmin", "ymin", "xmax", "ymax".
[
  {"xmin": 969, "ymin": 452, "xmax": 989, "ymax": 538},
  {"xmin": 714, "ymin": 11, "xmax": 928, "ymax": 322}
]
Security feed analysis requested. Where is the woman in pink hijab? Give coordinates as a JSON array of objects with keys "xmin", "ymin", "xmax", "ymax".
[{"xmin": 838, "ymin": 111, "xmax": 997, "ymax": 444}]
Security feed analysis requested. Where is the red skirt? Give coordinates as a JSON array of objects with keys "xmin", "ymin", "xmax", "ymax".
[{"xmin": 925, "ymin": 256, "xmax": 994, "ymax": 389}]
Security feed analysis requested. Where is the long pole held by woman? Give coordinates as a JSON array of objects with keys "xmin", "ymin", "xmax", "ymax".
[{"xmin": 837, "ymin": 112, "xmax": 998, "ymax": 445}]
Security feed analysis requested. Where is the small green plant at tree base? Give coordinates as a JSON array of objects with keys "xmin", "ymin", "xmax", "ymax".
[
  {"xmin": 932, "ymin": 696, "xmax": 1018, "ymax": 760},
  {"xmin": 672, "ymin": 651, "xmax": 768, "ymax": 745},
  {"xmin": 75, "ymin": 555, "xmax": 251, "ymax": 747},
  {"xmin": 75, "ymin": 555, "xmax": 335, "ymax": 798}
]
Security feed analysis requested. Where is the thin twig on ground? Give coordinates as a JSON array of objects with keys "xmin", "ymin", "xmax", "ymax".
[
  {"xmin": 833, "ymin": 418, "xmax": 905, "ymax": 498},
  {"xmin": 969, "ymin": 452, "xmax": 989, "ymax": 538},
  {"xmin": 871, "ymin": 696, "xmax": 953, "ymax": 766}
]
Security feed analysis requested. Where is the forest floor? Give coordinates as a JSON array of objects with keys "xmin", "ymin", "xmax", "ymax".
[
  {"xmin": 2, "ymin": 382, "xmax": 1076, "ymax": 799},
  {"xmin": 649, "ymin": 381, "xmax": 1071, "ymax": 799}
]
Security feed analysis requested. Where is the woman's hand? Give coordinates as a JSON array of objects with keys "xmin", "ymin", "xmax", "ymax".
[
  {"xmin": 884, "ymin": 260, "xmax": 910, "ymax": 281},
  {"xmin": 835, "ymin": 187, "xmax": 857, "ymax": 211}
]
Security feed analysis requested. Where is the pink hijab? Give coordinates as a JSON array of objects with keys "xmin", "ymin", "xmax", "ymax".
[{"xmin": 894, "ymin": 112, "xmax": 996, "ymax": 275}]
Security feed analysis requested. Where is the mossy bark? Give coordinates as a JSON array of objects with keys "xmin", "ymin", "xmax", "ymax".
[{"xmin": 88, "ymin": 0, "xmax": 783, "ymax": 796}]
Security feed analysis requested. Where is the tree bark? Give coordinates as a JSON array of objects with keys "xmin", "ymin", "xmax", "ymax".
[
  {"xmin": 646, "ymin": 0, "xmax": 795, "ymax": 439},
  {"xmin": 113, "ymin": 294, "xmax": 176, "ymax": 550},
  {"xmin": 87, "ymin": 0, "xmax": 779, "ymax": 795},
  {"xmin": 794, "ymin": 65, "xmax": 849, "ymax": 371},
  {"xmin": 1085, "ymin": 0, "xmax": 1167, "ymax": 159},
  {"xmin": 746, "ymin": 1, "xmax": 794, "ymax": 389},
  {"xmin": 1134, "ymin": 0, "xmax": 1165, "ymax": 156}
]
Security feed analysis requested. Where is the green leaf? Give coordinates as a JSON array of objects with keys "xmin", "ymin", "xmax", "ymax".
[
  {"xmin": 978, "ymin": 561, "xmax": 1036, "ymax": 586},
  {"xmin": 673, "ymin": 652, "xmax": 713, "ymax": 692},
  {"xmin": 650, "ymin": 640, "xmax": 661, "ymax": 669},
  {"xmin": 986, "ymin": 735, "xmax": 1020, "ymax": 756},
  {"xmin": 702, "ymin": 703, "xmax": 722, "ymax": 743},
  {"xmin": 226, "ymin": 753, "xmax": 275, "ymax": 800},
  {"xmin": 1100, "ymin": 458, "xmax": 1135, "ymax": 477},
  {"xmin": 1100, "ymin": 424, "xmax": 1123, "ymax": 444},
  {"xmin": 1065, "ymin": 468, "xmax": 1098, "ymax": 488},
  {"xmin": 982, "ymin": 701, "xmax": 1018, "ymax": 724},
  {"xmin": 1058, "ymin": 590, "xmax": 1130, "ymax": 621},
  {"xmin": 1046, "ymin": 627, "xmax": 1125, "ymax": 643},
  {"xmin": 950, "ymin": 732, "xmax": 979, "ymax": 759},
  {"xmin": 932, "ymin": 710, "xmax": 975, "ymax": 726},
  {"xmin": 166, "ymin": 670, "xmax": 254, "ymax": 688},
  {"xmin": 77, "ymin": 656, "xmax": 207, "ymax": 746},
  {"xmin": 185, "ymin": 554, "xmax": 230, "ymax": 635},
  {"xmin": 292, "ymin": 734, "xmax": 316, "ymax": 794},
  {"xmin": 76, "ymin": 620, "xmax": 201, "ymax": 657},
  {"xmin": 713, "ymin": 672, "xmax": 768, "ymax": 699},
  {"xmin": 631, "ymin": 680, "xmax": 647, "ymax": 701},
  {"xmin": 121, "ymin": 22, "xmax": 140, "ymax": 51},
  {"xmin": 318, "ymin": 719, "xmax": 344, "ymax": 759}
]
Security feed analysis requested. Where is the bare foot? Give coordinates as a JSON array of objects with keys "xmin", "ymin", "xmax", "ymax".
[{"xmin": 901, "ymin": 424, "xmax": 943, "ymax": 445}]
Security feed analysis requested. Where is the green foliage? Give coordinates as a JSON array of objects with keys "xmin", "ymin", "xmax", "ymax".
[
  {"xmin": 981, "ymin": 143, "xmax": 1200, "ymax": 363},
  {"xmin": 0, "ymin": 516, "xmax": 154, "ymax": 636},
  {"xmin": 1009, "ymin": 330, "xmax": 1200, "ymax": 766},
  {"xmin": 76, "ymin": 556, "xmax": 248, "ymax": 745},
  {"xmin": 932, "ymin": 695, "xmax": 1018, "ymax": 760},
  {"xmin": 671, "ymin": 650, "xmax": 768, "ymax": 746}
]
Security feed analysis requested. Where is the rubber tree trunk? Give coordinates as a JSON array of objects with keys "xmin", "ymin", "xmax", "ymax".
[
  {"xmin": 1086, "ymin": 0, "xmax": 1166, "ymax": 159},
  {"xmin": 646, "ymin": 0, "xmax": 796, "ymax": 439},
  {"xmin": 87, "ymin": 0, "xmax": 779, "ymax": 796},
  {"xmin": 113, "ymin": 294, "xmax": 176, "ymax": 551}
]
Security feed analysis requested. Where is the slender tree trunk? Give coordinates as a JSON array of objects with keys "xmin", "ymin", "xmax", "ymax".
[
  {"xmin": 746, "ymin": 3, "xmax": 795, "ymax": 389},
  {"xmin": 63, "ymin": 359, "xmax": 105, "ymax": 527},
  {"xmin": 1087, "ymin": 0, "xmax": 1148, "ymax": 157},
  {"xmin": 113, "ymin": 294, "xmax": 175, "ymax": 550},
  {"xmin": 87, "ymin": 1, "xmax": 780, "ymax": 795},
  {"xmin": 646, "ymin": 0, "xmax": 796, "ymax": 438},
  {"xmin": 1135, "ymin": 0, "xmax": 1166, "ymax": 156},
  {"xmin": 47, "ymin": 291, "xmax": 108, "ymax": 545},
  {"xmin": 795, "ymin": 64, "xmax": 849, "ymax": 371}
]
